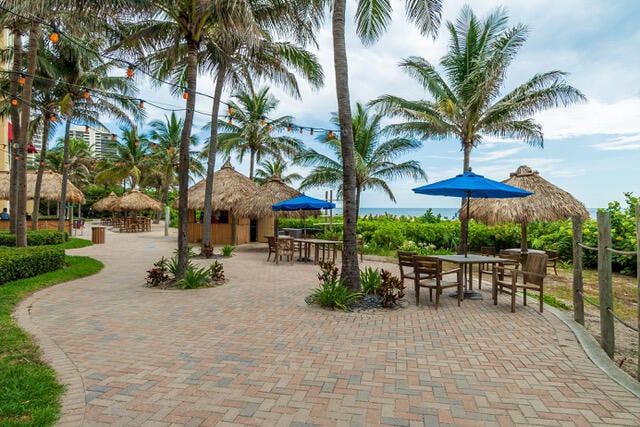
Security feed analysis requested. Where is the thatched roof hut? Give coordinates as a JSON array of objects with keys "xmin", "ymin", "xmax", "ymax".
[
  {"xmin": 234, "ymin": 174, "xmax": 303, "ymax": 219},
  {"xmin": 184, "ymin": 160, "xmax": 256, "ymax": 211},
  {"xmin": 117, "ymin": 189, "xmax": 162, "ymax": 212},
  {"xmin": 0, "ymin": 170, "xmax": 85, "ymax": 204},
  {"xmin": 93, "ymin": 192, "xmax": 120, "ymax": 212},
  {"xmin": 461, "ymin": 165, "xmax": 589, "ymax": 251}
]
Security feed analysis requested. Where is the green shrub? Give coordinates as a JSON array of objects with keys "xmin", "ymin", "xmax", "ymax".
[
  {"xmin": 177, "ymin": 265, "xmax": 210, "ymax": 289},
  {"xmin": 0, "ymin": 246, "xmax": 65, "ymax": 285},
  {"xmin": 0, "ymin": 230, "xmax": 68, "ymax": 247},
  {"xmin": 221, "ymin": 245, "xmax": 236, "ymax": 257},
  {"xmin": 306, "ymin": 261, "xmax": 361, "ymax": 310},
  {"xmin": 360, "ymin": 266, "xmax": 381, "ymax": 295}
]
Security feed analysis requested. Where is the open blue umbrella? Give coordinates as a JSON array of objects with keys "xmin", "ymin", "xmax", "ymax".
[
  {"xmin": 413, "ymin": 171, "xmax": 532, "ymax": 256},
  {"xmin": 272, "ymin": 194, "xmax": 336, "ymax": 235},
  {"xmin": 272, "ymin": 194, "xmax": 336, "ymax": 211}
]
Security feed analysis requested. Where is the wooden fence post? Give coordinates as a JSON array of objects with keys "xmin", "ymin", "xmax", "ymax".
[
  {"xmin": 572, "ymin": 215, "xmax": 584, "ymax": 325},
  {"xmin": 597, "ymin": 211, "xmax": 614, "ymax": 358},
  {"xmin": 636, "ymin": 204, "xmax": 639, "ymax": 380}
]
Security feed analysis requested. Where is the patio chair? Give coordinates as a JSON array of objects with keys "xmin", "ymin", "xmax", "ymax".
[
  {"xmin": 397, "ymin": 251, "xmax": 417, "ymax": 287},
  {"xmin": 492, "ymin": 252, "xmax": 548, "ymax": 313},
  {"xmin": 275, "ymin": 236, "xmax": 294, "ymax": 264},
  {"xmin": 412, "ymin": 255, "xmax": 463, "ymax": 309},
  {"xmin": 356, "ymin": 237, "xmax": 364, "ymax": 262},
  {"xmin": 477, "ymin": 246, "xmax": 497, "ymax": 289},
  {"xmin": 544, "ymin": 249, "xmax": 559, "ymax": 275},
  {"xmin": 266, "ymin": 236, "xmax": 277, "ymax": 262}
]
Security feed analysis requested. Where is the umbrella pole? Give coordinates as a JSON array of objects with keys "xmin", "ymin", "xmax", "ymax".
[{"xmin": 464, "ymin": 194, "xmax": 470, "ymax": 257}]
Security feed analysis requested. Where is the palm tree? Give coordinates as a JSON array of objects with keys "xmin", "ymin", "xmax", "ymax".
[
  {"xmin": 253, "ymin": 158, "xmax": 302, "ymax": 186},
  {"xmin": 327, "ymin": 0, "xmax": 443, "ymax": 290},
  {"xmin": 373, "ymin": 6, "xmax": 586, "ymax": 254},
  {"xmin": 213, "ymin": 85, "xmax": 302, "ymax": 179},
  {"xmin": 95, "ymin": 127, "xmax": 150, "ymax": 191},
  {"xmin": 296, "ymin": 102, "xmax": 427, "ymax": 217},
  {"xmin": 145, "ymin": 112, "xmax": 204, "ymax": 207},
  {"xmin": 47, "ymin": 137, "xmax": 94, "ymax": 188}
]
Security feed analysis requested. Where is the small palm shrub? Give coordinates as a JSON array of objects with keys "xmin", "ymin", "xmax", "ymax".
[
  {"xmin": 177, "ymin": 265, "xmax": 210, "ymax": 289},
  {"xmin": 360, "ymin": 266, "xmax": 381, "ymax": 295},
  {"xmin": 221, "ymin": 245, "xmax": 235, "ymax": 257},
  {"xmin": 145, "ymin": 258, "xmax": 169, "ymax": 287},
  {"xmin": 306, "ymin": 261, "xmax": 361, "ymax": 311}
]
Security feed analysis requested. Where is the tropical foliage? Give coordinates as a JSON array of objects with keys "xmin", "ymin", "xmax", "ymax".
[{"xmin": 297, "ymin": 102, "xmax": 427, "ymax": 216}]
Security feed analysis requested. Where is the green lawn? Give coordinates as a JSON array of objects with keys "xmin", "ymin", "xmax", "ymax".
[{"xmin": 0, "ymin": 256, "xmax": 103, "ymax": 426}]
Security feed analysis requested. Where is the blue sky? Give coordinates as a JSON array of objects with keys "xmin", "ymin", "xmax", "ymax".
[{"xmin": 109, "ymin": 0, "xmax": 640, "ymax": 209}]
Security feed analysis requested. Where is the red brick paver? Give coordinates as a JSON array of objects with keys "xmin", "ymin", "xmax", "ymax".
[{"xmin": 14, "ymin": 225, "xmax": 640, "ymax": 426}]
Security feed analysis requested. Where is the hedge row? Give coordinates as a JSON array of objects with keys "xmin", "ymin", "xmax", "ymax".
[
  {"xmin": 0, "ymin": 230, "xmax": 68, "ymax": 246},
  {"xmin": 0, "ymin": 246, "xmax": 66, "ymax": 285}
]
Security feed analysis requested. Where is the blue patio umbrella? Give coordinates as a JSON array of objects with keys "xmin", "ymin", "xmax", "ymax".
[
  {"xmin": 413, "ymin": 171, "xmax": 533, "ymax": 256},
  {"xmin": 272, "ymin": 194, "xmax": 336, "ymax": 235}
]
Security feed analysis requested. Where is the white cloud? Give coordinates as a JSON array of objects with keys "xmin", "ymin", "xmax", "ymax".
[{"xmin": 593, "ymin": 133, "xmax": 640, "ymax": 151}]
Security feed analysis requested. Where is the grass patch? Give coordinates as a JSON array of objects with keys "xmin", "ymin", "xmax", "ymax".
[
  {"xmin": 57, "ymin": 237, "xmax": 93, "ymax": 250},
  {"xmin": 0, "ymin": 255, "xmax": 103, "ymax": 426}
]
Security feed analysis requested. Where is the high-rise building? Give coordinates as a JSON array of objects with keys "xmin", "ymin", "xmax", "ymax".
[{"xmin": 69, "ymin": 126, "xmax": 117, "ymax": 159}]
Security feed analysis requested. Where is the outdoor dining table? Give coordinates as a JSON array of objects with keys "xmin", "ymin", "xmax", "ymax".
[
  {"xmin": 293, "ymin": 238, "xmax": 339, "ymax": 265},
  {"xmin": 430, "ymin": 254, "xmax": 509, "ymax": 300}
]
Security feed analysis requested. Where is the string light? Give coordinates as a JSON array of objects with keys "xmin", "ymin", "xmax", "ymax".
[
  {"xmin": 111, "ymin": 134, "xmax": 117, "ymax": 141},
  {"xmin": 310, "ymin": 128, "xmax": 314, "ymax": 136},
  {"xmin": 49, "ymin": 31, "xmax": 59, "ymax": 43},
  {"xmin": 138, "ymin": 100, "xmax": 144, "ymax": 108},
  {"xmin": 50, "ymin": 114, "xmax": 57, "ymax": 122},
  {"xmin": 85, "ymin": 125, "xmax": 89, "ymax": 133},
  {"xmin": 182, "ymin": 90, "xmax": 189, "ymax": 100},
  {"xmin": 18, "ymin": 74, "xmax": 25, "ymax": 85},
  {"xmin": 261, "ymin": 117, "xmax": 266, "ymax": 126},
  {"xmin": 11, "ymin": 98, "xmax": 18, "ymax": 106},
  {"xmin": 134, "ymin": 140, "xmax": 139, "ymax": 147},
  {"xmin": 228, "ymin": 117, "xmax": 232, "ymax": 125},
  {"xmin": 152, "ymin": 143, "xmax": 157, "ymax": 150},
  {"xmin": 228, "ymin": 106, "xmax": 233, "ymax": 115},
  {"xmin": 299, "ymin": 127, "xmax": 303, "ymax": 134},
  {"xmin": 287, "ymin": 124, "xmax": 291, "ymax": 132},
  {"xmin": 328, "ymin": 131, "xmax": 335, "ymax": 138},
  {"xmin": 266, "ymin": 124, "xmax": 271, "ymax": 132},
  {"xmin": 83, "ymin": 88, "xmax": 90, "ymax": 99},
  {"xmin": 126, "ymin": 65, "xmax": 134, "ymax": 79}
]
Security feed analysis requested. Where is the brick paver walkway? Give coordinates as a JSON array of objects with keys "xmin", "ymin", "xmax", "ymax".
[{"xmin": 15, "ymin": 224, "xmax": 640, "ymax": 426}]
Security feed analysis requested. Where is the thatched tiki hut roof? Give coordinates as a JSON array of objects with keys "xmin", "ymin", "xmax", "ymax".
[
  {"xmin": 93, "ymin": 192, "xmax": 120, "ymax": 212},
  {"xmin": 0, "ymin": 170, "xmax": 85, "ymax": 204},
  {"xmin": 184, "ymin": 160, "xmax": 256, "ymax": 211},
  {"xmin": 117, "ymin": 189, "xmax": 163, "ymax": 212},
  {"xmin": 461, "ymin": 165, "xmax": 589, "ymax": 251},
  {"xmin": 235, "ymin": 174, "xmax": 303, "ymax": 219}
]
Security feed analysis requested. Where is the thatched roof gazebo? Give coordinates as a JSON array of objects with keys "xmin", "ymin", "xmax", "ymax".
[
  {"xmin": 235, "ymin": 174, "xmax": 302, "ymax": 219},
  {"xmin": 117, "ymin": 189, "xmax": 162, "ymax": 212},
  {"xmin": 0, "ymin": 170, "xmax": 85, "ymax": 204},
  {"xmin": 461, "ymin": 165, "xmax": 589, "ymax": 251},
  {"xmin": 184, "ymin": 160, "xmax": 256, "ymax": 211},
  {"xmin": 93, "ymin": 192, "xmax": 120, "ymax": 212}
]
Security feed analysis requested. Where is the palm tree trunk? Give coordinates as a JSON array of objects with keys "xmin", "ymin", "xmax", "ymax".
[
  {"xmin": 32, "ymin": 114, "xmax": 51, "ymax": 230},
  {"xmin": 332, "ymin": 0, "xmax": 360, "ymax": 291},
  {"xmin": 176, "ymin": 41, "xmax": 199, "ymax": 279},
  {"xmin": 202, "ymin": 64, "xmax": 226, "ymax": 249},
  {"xmin": 9, "ymin": 29, "xmax": 22, "ymax": 236},
  {"xmin": 58, "ymin": 107, "xmax": 74, "ymax": 232},
  {"xmin": 16, "ymin": 22, "xmax": 40, "ymax": 246},
  {"xmin": 249, "ymin": 149, "xmax": 256, "ymax": 180}
]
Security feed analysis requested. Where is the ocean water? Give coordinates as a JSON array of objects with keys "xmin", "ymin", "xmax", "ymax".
[{"xmin": 331, "ymin": 207, "xmax": 599, "ymax": 219}]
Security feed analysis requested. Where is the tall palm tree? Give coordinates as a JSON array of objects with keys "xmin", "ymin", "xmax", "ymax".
[
  {"xmin": 213, "ymin": 85, "xmax": 302, "ymax": 179},
  {"xmin": 296, "ymin": 102, "xmax": 427, "ymax": 217},
  {"xmin": 327, "ymin": 0, "xmax": 443, "ymax": 290},
  {"xmin": 145, "ymin": 112, "xmax": 204, "ymax": 207},
  {"xmin": 253, "ymin": 158, "xmax": 302, "ymax": 185},
  {"xmin": 373, "ymin": 6, "xmax": 586, "ymax": 254}
]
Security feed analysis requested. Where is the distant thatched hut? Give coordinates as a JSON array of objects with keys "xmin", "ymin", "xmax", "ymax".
[
  {"xmin": 117, "ymin": 189, "xmax": 163, "ymax": 212},
  {"xmin": 183, "ymin": 160, "xmax": 256, "ymax": 245},
  {"xmin": 93, "ymin": 192, "xmax": 120, "ymax": 212},
  {"xmin": 461, "ymin": 165, "xmax": 589, "ymax": 251},
  {"xmin": 234, "ymin": 174, "xmax": 302, "ymax": 242}
]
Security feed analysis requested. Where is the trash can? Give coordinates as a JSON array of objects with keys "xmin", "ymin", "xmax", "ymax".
[{"xmin": 91, "ymin": 226, "xmax": 106, "ymax": 244}]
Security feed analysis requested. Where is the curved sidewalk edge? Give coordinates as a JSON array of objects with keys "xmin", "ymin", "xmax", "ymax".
[
  {"xmin": 13, "ymin": 293, "xmax": 87, "ymax": 426},
  {"xmin": 546, "ymin": 304, "xmax": 640, "ymax": 399}
]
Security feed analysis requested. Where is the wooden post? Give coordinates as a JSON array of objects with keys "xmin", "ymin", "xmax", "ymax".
[
  {"xmin": 636, "ymin": 205, "xmax": 639, "ymax": 381},
  {"xmin": 597, "ymin": 211, "xmax": 614, "ymax": 358},
  {"xmin": 572, "ymin": 215, "xmax": 584, "ymax": 325}
]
